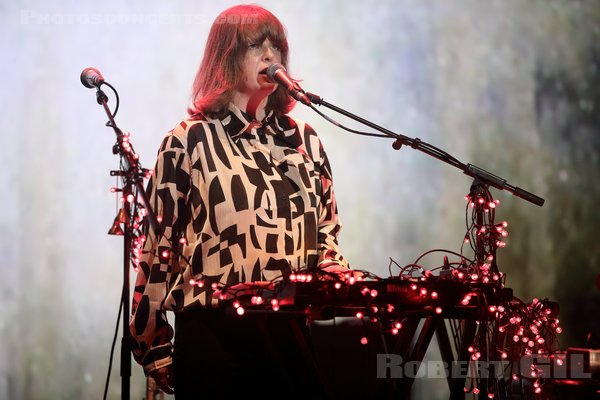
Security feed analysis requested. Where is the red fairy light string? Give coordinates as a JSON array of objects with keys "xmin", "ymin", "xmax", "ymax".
[{"xmin": 124, "ymin": 160, "xmax": 561, "ymax": 399}]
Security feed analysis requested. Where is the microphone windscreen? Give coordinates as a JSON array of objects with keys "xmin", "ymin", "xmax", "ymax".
[{"xmin": 266, "ymin": 63, "xmax": 285, "ymax": 80}]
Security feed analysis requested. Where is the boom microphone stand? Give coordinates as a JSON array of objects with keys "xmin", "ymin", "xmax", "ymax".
[
  {"xmin": 82, "ymin": 68, "xmax": 160, "ymax": 400},
  {"xmin": 304, "ymin": 92, "xmax": 544, "ymax": 208}
]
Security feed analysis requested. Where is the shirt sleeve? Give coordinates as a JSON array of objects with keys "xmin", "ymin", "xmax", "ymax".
[
  {"xmin": 129, "ymin": 133, "xmax": 191, "ymax": 375},
  {"xmin": 310, "ymin": 127, "xmax": 350, "ymax": 270}
]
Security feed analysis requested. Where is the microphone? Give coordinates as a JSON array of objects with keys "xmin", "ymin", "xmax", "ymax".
[
  {"xmin": 266, "ymin": 63, "xmax": 311, "ymax": 105},
  {"xmin": 80, "ymin": 67, "xmax": 105, "ymax": 88}
]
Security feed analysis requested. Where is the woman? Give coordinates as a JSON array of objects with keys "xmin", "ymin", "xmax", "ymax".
[{"xmin": 130, "ymin": 5, "xmax": 351, "ymax": 398}]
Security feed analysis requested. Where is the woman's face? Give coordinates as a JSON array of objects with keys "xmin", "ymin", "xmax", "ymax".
[{"xmin": 237, "ymin": 37, "xmax": 282, "ymax": 96}]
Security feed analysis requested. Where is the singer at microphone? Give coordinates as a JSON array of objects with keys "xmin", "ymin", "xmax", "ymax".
[
  {"xmin": 264, "ymin": 63, "xmax": 311, "ymax": 105},
  {"xmin": 129, "ymin": 5, "xmax": 358, "ymax": 399}
]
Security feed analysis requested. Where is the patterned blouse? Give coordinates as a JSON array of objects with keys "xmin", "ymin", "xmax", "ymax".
[{"xmin": 129, "ymin": 103, "xmax": 348, "ymax": 373}]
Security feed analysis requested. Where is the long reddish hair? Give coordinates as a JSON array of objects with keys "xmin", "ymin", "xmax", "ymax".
[{"xmin": 189, "ymin": 5, "xmax": 295, "ymax": 118}]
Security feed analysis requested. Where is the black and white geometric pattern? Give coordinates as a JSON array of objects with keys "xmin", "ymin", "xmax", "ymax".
[{"xmin": 129, "ymin": 103, "xmax": 348, "ymax": 373}]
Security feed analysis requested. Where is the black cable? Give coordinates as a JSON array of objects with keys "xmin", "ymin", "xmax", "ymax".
[
  {"xmin": 395, "ymin": 263, "xmax": 423, "ymax": 276},
  {"xmin": 307, "ymin": 101, "xmax": 467, "ymax": 171},
  {"xmin": 308, "ymin": 104, "xmax": 390, "ymax": 139},
  {"xmin": 412, "ymin": 248, "xmax": 472, "ymax": 266},
  {"xmin": 103, "ymin": 293, "xmax": 124, "ymax": 400},
  {"xmin": 103, "ymin": 81, "xmax": 120, "ymax": 119},
  {"xmin": 388, "ymin": 258, "xmax": 403, "ymax": 276}
]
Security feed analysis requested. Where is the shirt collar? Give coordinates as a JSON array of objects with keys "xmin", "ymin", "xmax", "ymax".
[{"xmin": 221, "ymin": 103, "xmax": 275, "ymax": 142}]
